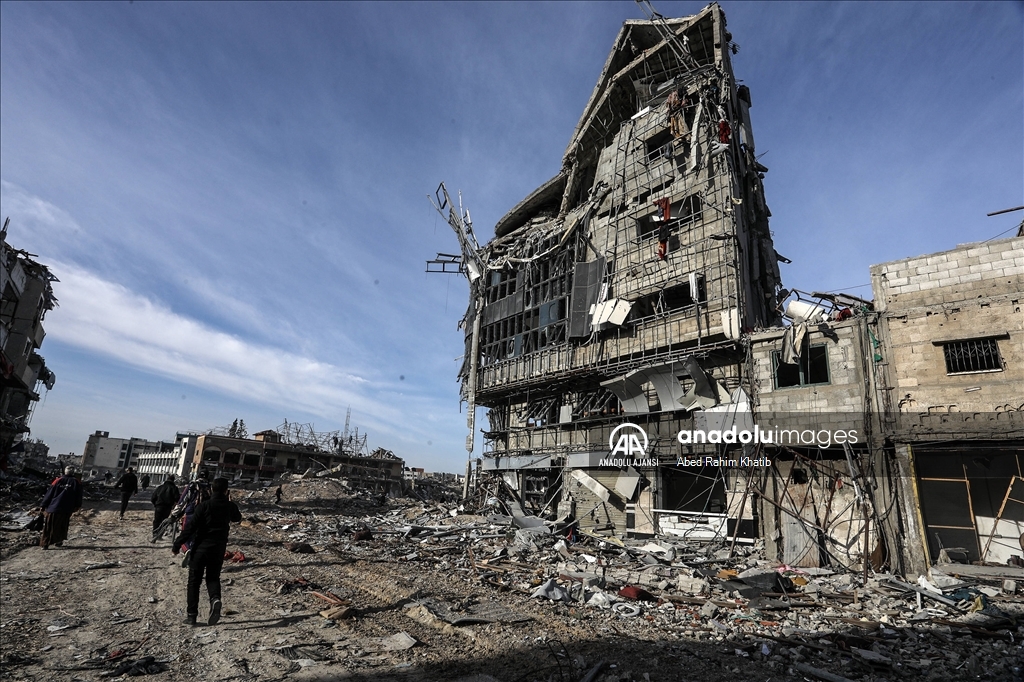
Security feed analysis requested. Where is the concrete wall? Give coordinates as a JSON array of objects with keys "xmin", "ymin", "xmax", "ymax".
[
  {"xmin": 871, "ymin": 236, "xmax": 1022, "ymax": 312},
  {"xmin": 749, "ymin": 320, "xmax": 871, "ymax": 434},
  {"xmin": 82, "ymin": 434, "xmax": 129, "ymax": 470},
  {"xmin": 871, "ymin": 236, "xmax": 1024, "ymax": 420}
]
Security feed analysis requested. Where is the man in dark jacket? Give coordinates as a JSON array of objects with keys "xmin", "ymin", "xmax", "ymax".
[
  {"xmin": 172, "ymin": 477, "xmax": 241, "ymax": 626},
  {"xmin": 115, "ymin": 467, "xmax": 139, "ymax": 520},
  {"xmin": 39, "ymin": 467, "xmax": 83, "ymax": 549},
  {"xmin": 150, "ymin": 475, "xmax": 180, "ymax": 532},
  {"xmin": 140, "ymin": 473, "xmax": 150, "ymax": 491}
]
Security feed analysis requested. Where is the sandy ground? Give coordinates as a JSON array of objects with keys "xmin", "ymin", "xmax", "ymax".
[{"xmin": 2, "ymin": 492, "xmax": 1020, "ymax": 682}]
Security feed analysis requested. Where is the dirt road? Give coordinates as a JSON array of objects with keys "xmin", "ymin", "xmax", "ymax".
[{"xmin": 1, "ymin": 494, "xmax": 774, "ymax": 682}]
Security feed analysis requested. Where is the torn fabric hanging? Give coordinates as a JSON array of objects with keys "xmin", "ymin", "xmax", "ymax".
[
  {"xmin": 654, "ymin": 197, "xmax": 672, "ymax": 260},
  {"xmin": 780, "ymin": 321, "xmax": 808, "ymax": 365}
]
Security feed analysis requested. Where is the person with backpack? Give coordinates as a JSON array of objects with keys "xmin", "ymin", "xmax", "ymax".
[{"xmin": 172, "ymin": 477, "xmax": 241, "ymax": 626}]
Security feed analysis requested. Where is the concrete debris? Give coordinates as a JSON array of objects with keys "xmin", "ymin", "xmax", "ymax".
[
  {"xmin": 284, "ymin": 542, "xmax": 315, "ymax": 554},
  {"xmin": 531, "ymin": 578, "xmax": 571, "ymax": 602},
  {"xmin": 374, "ymin": 631, "xmax": 417, "ymax": 652},
  {"xmin": 4, "ymin": 467, "xmax": 1024, "ymax": 679}
]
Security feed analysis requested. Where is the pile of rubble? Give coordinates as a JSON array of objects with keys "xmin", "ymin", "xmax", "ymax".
[
  {"xmin": 3, "ymin": 474, "xmax": 1022, "ymax": 680},
  {"xmin": 225, "ymin": 480, "xmax": 1024, "ymax": 680}
]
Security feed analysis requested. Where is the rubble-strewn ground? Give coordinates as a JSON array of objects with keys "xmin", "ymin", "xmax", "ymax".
[{"xmin": 2, "ymin": 478, "xmax": 1023, "ymax": 682}]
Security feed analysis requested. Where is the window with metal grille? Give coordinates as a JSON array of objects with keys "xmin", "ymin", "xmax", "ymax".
[{"xmin": 941, "ymin": 338, "xmax": 1003, "ymax": 374}]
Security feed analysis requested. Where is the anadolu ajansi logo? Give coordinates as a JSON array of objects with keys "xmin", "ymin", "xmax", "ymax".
[{"xmin": 608, "ymin": 423, "xmax": 649, "ymax": 457}]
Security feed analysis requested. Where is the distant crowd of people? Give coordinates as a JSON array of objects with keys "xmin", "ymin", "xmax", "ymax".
[{"xmin": 37, "ymin": 466, "xmax": 243, "ymax": 627}]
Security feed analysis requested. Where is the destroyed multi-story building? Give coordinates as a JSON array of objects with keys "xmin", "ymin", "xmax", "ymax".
[
  {"xmin": 1, "ymin": 219, "xmax": 57, "ymax": 456},
  {"xmin": 439, "ymin": 4, "xmax": 1024, "ymax": 580},
  {"xmin": 443, "ymin": 4, "xmax": 782, "ymax": 539},
  {"xmin": 189, "ymin": 425, "xmax": 405, "ymax": 494},
  {"xmin": 81, "ymin": 430, "xmax": 176, "ymax": 476}
]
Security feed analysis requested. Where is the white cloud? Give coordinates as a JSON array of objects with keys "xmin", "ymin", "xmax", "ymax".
[
  {"xmin": 0, "ymin": 179, "xmax": 82, "ymax": 247},
  {"xmin": 44, "ymin": 261, "xmax": 419, "ymax": 436}
]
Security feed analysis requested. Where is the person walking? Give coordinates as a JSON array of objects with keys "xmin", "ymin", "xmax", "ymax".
[
  {"xmin": 140, "ymin": 473, "xmax": 151, "ymax": 491},
  {"xmin": 114, "ymin": 467, "xmax": 139, "ymax": 520},
  {"xmin": 172, "ymin": 477, "xmax": 241, "ymax": 626},
  {"xmin": 39, "ymin": 467, "xmax": 83, "ymax": 549},
  {"xmin": 274, "ymin": 485, "xmax": 282, "ymax": 505},
  {"xmin": 171, "ymin": 470, "xmax": 211, "ymax": 565},
  {"xmin": 150, "ymin": 475, "xmax": 180, "ymax": 533}
]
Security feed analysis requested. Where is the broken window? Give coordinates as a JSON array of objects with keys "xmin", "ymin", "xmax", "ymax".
[
  {"xmin": 662, "ymin": 468, "xmax": 728, "ymax": 514},
  {"xmin": 486, "ymin": 270, "xmax": 518, "ymax": 304},
  {"xmin": 630, "ymin": 276, "xmax": 706, "ymax": 319},
  {"xmin": 644, "ymin": 129, "xmax": 673, "ymax": 162},
  {"xmin": 773, "ymin": 345, "xmax": 829, "ymax": 388},
  {"xmin": 940, "ymin": 337, "xmax": 1003, "ymax": 374},
  {"xmin": 481, "ymin": 253, "xmax": 573, "ymax": 363},
  {"xmin": 222, "ymin": 451, "xmax": 240, "ymax": 465},
  {"xmin": 203, "ymin": 448, "xmax": 221, "ymax": 463},
  {"xmin": 0, "ymin": 282, "xmax": 16, "ymax": 326},
  {"xmin": 243, "ymin": 454, "xmax": 260, "ymax": 466},
  {"xmin": 635, "ymin": 194, "xmax": 703, "ymax": 240},
  {"xmin": 571, "ymin": 389, "xmax": 621, "ymax": 420},
  {"xmin": 524, "ymin": 396, "xmax": 559, "ymax": 428}
]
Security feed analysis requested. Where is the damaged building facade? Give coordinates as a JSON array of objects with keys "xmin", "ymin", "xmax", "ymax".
[
  {"xmin": 872, "ymin": 236, "xmax": 1024, "ymax": 575},
  {"xmin": 1, "ymin": 219, "xmax": 57, "ymax": 456},
  {"xmin": 444, "ymin": 5, "xmax": 782, "ymax": 545},
  {"xmin": 442, "ymin": 3, "xmax": 1024, "ymax": 580},
  {"xmin": 80, "ymin": 430, "xmax": 177, "ymax": 478},
  {"xmin": 190, "ymin": 428, "xmax": 405, "ymax": 494}
]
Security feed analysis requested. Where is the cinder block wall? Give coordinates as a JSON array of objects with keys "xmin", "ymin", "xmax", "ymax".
[
  {"xmin": 871, "ymin": 236, "xmax": 1023, "ymax": 312},
  {"xmin": 749, "ymin": 321, "xmax": 869, "ymax": 433},
  {"xmin": 871, "ymin": 236, "xmax": 1024, "ymax": 414}
]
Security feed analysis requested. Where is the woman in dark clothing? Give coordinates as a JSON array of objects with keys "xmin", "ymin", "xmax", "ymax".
[{"xmin": 39, "ymin": 467, "xmax": 83, "ymax": 548}]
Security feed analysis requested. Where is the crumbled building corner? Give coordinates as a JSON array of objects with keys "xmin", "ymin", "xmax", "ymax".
[{"xmin": 1, "ymin": 217, "xmax": 59, "ymax": 459}]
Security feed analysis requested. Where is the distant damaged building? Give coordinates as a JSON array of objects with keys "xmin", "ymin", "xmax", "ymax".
[
  {"xmin": 189, "ymin": 423, "xmax": 406, "ymax": 495},
  {"xmin": 444, "ymin": 4, "xmax": 783, "ymax": 538},
  {"xmin": 0, "ymin": 219, "xmax": 57, "ymax": 457}
]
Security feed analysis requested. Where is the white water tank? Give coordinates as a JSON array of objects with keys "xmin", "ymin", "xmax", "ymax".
[{"xmin": 785, "ymin": 299, "xmax": 827, "ymax": 324}]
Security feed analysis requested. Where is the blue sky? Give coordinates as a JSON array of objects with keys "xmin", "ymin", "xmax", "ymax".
[{"xmin": 2, "ymin": 1, "xmax": 1021, "ymax": 469}]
